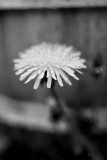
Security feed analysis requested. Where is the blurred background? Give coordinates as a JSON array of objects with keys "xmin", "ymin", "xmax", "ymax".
[{"xmin": 0, "ymin": 0, "xmax": 107, "ymax": 160}]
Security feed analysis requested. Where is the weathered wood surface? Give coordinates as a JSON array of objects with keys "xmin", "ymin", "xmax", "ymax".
[
  {"xmin": 0, "ymin": 0, "xmax": 107, "ymax": 9},
  {"xmin": 0, "ymin": 8, "xmax": 107, "ymax": 106}
]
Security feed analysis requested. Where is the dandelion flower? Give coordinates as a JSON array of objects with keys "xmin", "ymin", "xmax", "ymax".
[{"xmin": 13, "ymin": 42, "xmax": 86, "ymax": 89}]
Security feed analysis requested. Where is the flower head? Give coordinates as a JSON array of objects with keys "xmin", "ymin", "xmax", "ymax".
[{"xmin": 13, "ymin": 42, "xmax": 86, "ymax": 89}]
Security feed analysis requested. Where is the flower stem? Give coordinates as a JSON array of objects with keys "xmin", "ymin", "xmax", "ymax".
[{"xmin": 50, "ymin": 87, "xmax": 104, "ymax": 160}]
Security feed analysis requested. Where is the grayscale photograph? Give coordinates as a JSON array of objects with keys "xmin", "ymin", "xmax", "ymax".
[{"xmin": 0, "ymin": 0, "xmax": 107, "ymax": 160}]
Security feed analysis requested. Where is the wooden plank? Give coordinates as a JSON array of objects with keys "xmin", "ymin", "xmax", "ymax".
[
  {"xmin": 0, "ymin": 13, "xmax": 13, "ymax": 95},
  {"xmin": 0, "ymin": 0, "xmax": 107, "ymax": 9}
]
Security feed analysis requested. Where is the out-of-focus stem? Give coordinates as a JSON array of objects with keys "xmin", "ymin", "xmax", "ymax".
[{"xmin": 50, "ymin": 87, "xmax": 104, "ymax": 160}]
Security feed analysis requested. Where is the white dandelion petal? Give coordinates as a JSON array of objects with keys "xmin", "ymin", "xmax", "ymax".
[
  {"xmin": 38, "ymin": 67, "xmax": 46, "ymax": 79},
  {"xmin": 72, "ymin": 74, "xmax": 79, "ymax": 80},
  {"xmin": 25, "ymin": 71, "xmax": 38, "ymax": 83},
  {"xmin": 57, "ymin": 74, "xmax": 63, "ymax": 87},
  {"xmin": 50, "ymin": 67, "xmax": 56, "ymax": 80},
  {"xmin": 34, "ymin": 77, "xmax": 41, "ymax": 89},
  {"xmin": 58, "ymin": 69, "xmax": 72, "ymax": 86},
  {"xmin": 47, "ymin": 71, "xmax": 52, "ymax": 88},
  {"xmin": 13, "ymin": 42, "xmax": 86, "ymax": 89},
  {"xmin": 19, "ymin": 68, "xmax": 36, "ymax": 81},
  {"xmin": 54, "ymin": 67, "xmax": 63, "ymax": 87},
  {"xmin": 14, "ymin": 63, "xmax": 27, "ymax": 70},
  {"xmin": 70, "ymin": 52, "xmax": 81, "ymax": 58},
  {"xmin": 75, "ymin": 69, "xmax": 83, "ymax": 74},
  {"xmin": 47, "ymin": 68, "xmax": 50, "ymax": 78},
  {"xmin": 37, "ymin": 67, "xmax": 44, "ymax": 74},
  {"xmin": 62, "ymin": 66, "xmax": 74, "ymax": 76},
  {"xmin": 15, "ymin": 66, "xmax": 31, "ymax": 75},
  {"xmin": 13, "ymin": 59, "xmax": 21, "ymax": 63},
  {"xmin": 53, "ymin": 67, "xmax": 60, "ymax": 76}
]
